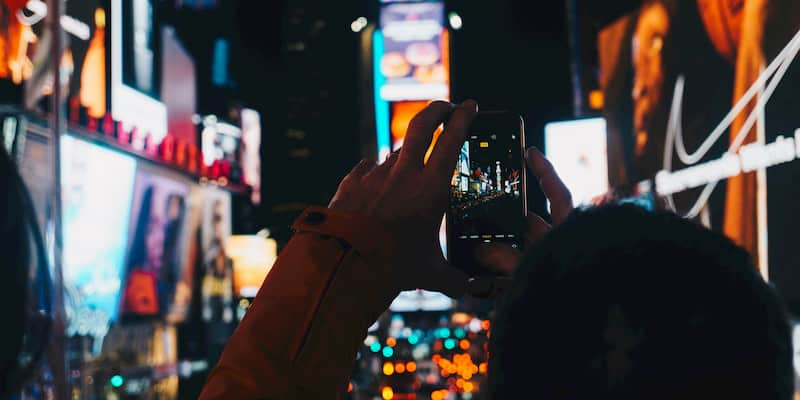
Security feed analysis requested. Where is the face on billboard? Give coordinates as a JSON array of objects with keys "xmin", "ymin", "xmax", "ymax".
[
  {"xmin": 601, "ymin": 0, "xmax": 800, "ymax": 318},
  {"xmin": 379, "ymin": 1, "xmax": 448, "ymax": 101},
  {"xmin": 632, "ymin": 1, "xmax": 669, "ymax": 157},
  {"xmin": 61, "ymin": 135, "xmax": 137, "ymax": 339}
]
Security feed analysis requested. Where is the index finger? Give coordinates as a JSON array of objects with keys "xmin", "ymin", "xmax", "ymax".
[
  {"xmin": 425, "ymin": 100, "xmax": 478, "ymax": 181},
  {"xmin": 397, "ymin": 101, "xmax": 454, "ymax": 171},
  {"xmin": 526, "ymin": 147, "xmax": 573, "ymax": 225}
]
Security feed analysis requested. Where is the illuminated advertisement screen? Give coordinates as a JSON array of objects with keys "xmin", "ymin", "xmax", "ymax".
[
  {"xmin": 544, "ymin": 118, "xmax": 609, "ymax": 207},
  {"xmin": 121, "ymin": 0, "xmax": 159, "ymax": 98},
  {"xmin": 199, "ymin": 187, "xmax": 235, "ymax": 328},
  {"xmin": 111, "ymin": 0, "xmax": 167, "ymax": 141},
  {"xmin": 121, "ymin": 165, "xmax": 189, "ymax": 318},
  {"xmin": 596, "ymin": 1, "xmax": 800, "ymax": 315},
  {"xmin": 67, "ymin": 0, "xmax": 107, "ymax": 119},
  {"xmin": 61, "ymin": 135, "xmax": 136, "ymax": 338},
  {"xmin": 227, "ymin": 236, "xmax": 276, "ymax": 298},
  {"xmin": 378, "ymin": 1, "xmax": 448, "ymax": 101},
  {"xmin": 0, "ymin": 1, "xmax": 30, "ymax": 87},
  {"xmin": 389, "ymin": 101, "xmax": 429, "ymax": 150}
]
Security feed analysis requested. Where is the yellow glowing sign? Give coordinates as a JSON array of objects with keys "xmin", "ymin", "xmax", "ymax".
[{"xmin": 226, "ymin": 235, "xmax": 277, "ymax": 297}]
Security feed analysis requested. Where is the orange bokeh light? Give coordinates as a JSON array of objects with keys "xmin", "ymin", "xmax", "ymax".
[
  {"xmin": 395, "ymin": 362, "xmax": 406, "ymax": 374},
  {"xmin": 386, "ymin": 337, "xmax": 397, "ymax": 347},
  {"xmin": 589, "ymin": 89, "xmax": 604, "ymax": 110},
  {"xmin": 406, "ymin": 361, "xmax": 417, "ymax": 373},
  {"xmin": 459, "ymin": 339, "xmax": 470, "ymax": 350},
  {"xmin": 431, "ymin": 390, "xmax": 446, "ymax": 400},
  {"xmin": 463, "ymin": 381, "xmax": 475, "ymax": 393}
]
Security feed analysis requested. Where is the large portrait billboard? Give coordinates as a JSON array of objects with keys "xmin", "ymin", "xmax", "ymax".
[{"xmin": 598, "ymin": 0, "xmax": 800, "ymax": 314}]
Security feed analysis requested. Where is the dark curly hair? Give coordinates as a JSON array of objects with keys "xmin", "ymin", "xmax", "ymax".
[{"xmin": 489, "ymin": 205, "xmax": 793, "ymax": 399}]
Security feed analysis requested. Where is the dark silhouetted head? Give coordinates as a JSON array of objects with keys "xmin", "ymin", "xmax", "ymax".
[{"xmin": 489, "ymin": 205, "xmax": 793, "ymax": 400}]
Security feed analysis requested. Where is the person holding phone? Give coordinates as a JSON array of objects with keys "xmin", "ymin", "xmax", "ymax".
[{"xmin": 199, "ymin": 101, "xmax": 792, "ymax": 400}]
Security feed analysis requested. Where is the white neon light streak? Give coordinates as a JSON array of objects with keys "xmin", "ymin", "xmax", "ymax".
[{"xmin": 661, "ymin": 28, "xmax": 800, "ymax": 219}]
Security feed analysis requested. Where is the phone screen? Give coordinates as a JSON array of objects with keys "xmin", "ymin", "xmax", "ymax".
[{"xmin": 447, "ymin": 112, "xmax": 526, "ymax": 276}]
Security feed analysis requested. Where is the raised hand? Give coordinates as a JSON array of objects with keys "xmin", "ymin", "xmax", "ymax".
[{"xmin": 329, "ymin": 100, "xmax": 479, "ymax": 297}]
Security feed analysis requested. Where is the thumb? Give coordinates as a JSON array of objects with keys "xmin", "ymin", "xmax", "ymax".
[{"xmin": 525, "ymin": 212, "xmax": 552, "ymax": 249}]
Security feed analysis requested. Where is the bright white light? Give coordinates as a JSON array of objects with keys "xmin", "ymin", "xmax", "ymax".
[
  {"xmin": 448, "ymin": 12, "xmax": 463, "ymax": 30},
  {"xmin": 351, "ymin": 16, "xmax": 367, "ymax": 33},
  {"xmin": 544, "ymin": 118, "xmax": 609, "ymax": 206}
]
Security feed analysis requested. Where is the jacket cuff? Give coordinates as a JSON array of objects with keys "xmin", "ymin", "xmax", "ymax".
[{"xmin": 292, "ymin": 206, "xmax": 397, "ymax": 269}]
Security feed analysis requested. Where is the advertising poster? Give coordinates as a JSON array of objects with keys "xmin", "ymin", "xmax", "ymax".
[
  {"xmin": 61, "ymin": 135, "xmax": 136, "ymax": 340},
  {"xmin": 199, "ymin": 186, "xmax": 234, "ymax": 361},
  {"xmin": 0, "ymin": 0, "xmax": 33, "ymax": 86},
  {"xmin": 379, "ymin": 1, "xmax": 448, "ymax": 101},
  {"xmin": 166, "ymin": 184, "xmax": 204, "ymax": 323},
  {"xmin": 1, "ymin": 0, "xmax": 101, "ymax": 106},
  {"xmin": 66, "ymin": 0, "xmax": 106, "ymax": 118},
  {"xmin": 240, "ymin": 108, "xmax": 261, "ymax": 204},
  {"xmin": 121, "ymin": 165, "xmax": 190, "ymax": 318},
  {"xmin": 598, "ymin": 1, "xmax": 800, "ymax": 313}
]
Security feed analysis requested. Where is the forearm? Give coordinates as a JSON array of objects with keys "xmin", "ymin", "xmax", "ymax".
[{"xmin": 199, "ymin": 208, "xmax": 397, "ymax": 399}]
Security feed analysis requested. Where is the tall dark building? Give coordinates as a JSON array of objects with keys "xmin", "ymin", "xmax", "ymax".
[{"xmin": 259, "ymin": 0, "xmax": 362, "ymax": 241}]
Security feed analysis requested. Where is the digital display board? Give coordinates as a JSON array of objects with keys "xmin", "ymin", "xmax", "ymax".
[
  {"xmin": 121, "ymin": 0, "xmax": 158, "ymax": 98},
  {"xmin": 227, "ymin": 235, "xmax": 276, "ymax": 298},
  {"xmin": 544, "ymin": 118, "xmax": 609, "ymax": 207},
  {"xmin": 67, "ymin": 0, "xmax": 106, "ymax": 118},
  {"xmin": 199, "ymin": 187, "xmax": 235, "ymax": 327},
  {"xmin": 111, "ymin": 0, "xmax": 167, "ymax": 142},
  {"xmin": 61, "ymin": 135, "xmax": 137, "ymax": 339},
  {"xmin": 378, "ymin": 1, "xmax": 448, "ymax": 101},
  {"xmin": 596, "ymin": 1, "xmax": 800, "ymax": 314}
]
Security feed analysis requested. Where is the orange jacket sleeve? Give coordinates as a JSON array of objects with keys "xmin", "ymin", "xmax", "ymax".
[{"xmin": 198, "ymin": 207, "xmax": 399, "ymax": 400}]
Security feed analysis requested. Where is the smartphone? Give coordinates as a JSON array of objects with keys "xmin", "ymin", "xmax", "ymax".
[{"xmin": 446, "ymin": 111, "xmax": 527, "ymax": 277}]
